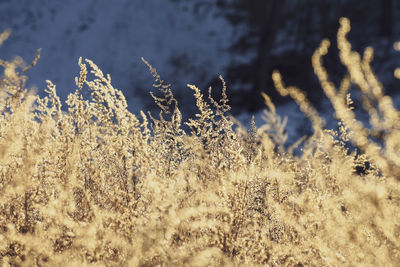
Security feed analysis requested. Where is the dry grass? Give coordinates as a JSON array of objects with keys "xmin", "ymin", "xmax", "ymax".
[{"xmin": 0, "ymin": 18, "xmax": 399, "ymax": 266}]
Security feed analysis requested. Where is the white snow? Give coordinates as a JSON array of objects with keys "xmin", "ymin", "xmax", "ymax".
[
  {"xmin": 1, "ymin": 1, "xmax": 399, "ymax": 147},
  {"xmin": 0, "ymin": 0, "xmax": 233, "ymax": 114}
]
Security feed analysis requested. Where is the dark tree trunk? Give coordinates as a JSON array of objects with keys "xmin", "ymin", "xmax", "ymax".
[
  {"xmin": 379, "ymin": 0, "xmax": 393, "ymax": 37},
  {"xmin": 253, "ymin": 0, "xmax": 285, "ymax": 111}
]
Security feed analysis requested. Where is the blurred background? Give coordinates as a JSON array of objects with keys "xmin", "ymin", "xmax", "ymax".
[{"xmin": 1, "ymin": 0, "xmax": 400, "ymax": 142}]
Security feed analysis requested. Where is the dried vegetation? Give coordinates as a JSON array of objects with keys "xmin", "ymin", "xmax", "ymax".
[{"xmin": 0, "ymin": 19, "xmax": 399, "ymax": 266}]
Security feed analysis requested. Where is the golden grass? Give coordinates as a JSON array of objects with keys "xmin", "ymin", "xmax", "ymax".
[{"xmin": 0, "ymin": 18, "xmax": 399, "ymax": 266}]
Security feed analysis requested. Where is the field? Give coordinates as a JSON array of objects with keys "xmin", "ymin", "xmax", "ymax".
[{"xmin": 0, "ymin": 18, "xmax": 399, "ymax": 266}]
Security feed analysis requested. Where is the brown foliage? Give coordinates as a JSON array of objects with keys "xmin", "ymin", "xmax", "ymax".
[{"xmin": 0, "ymin": 18, "xmax": 399, "ymax": 266}]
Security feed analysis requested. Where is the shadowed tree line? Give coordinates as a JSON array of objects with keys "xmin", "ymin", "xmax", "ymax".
[{"xmin": 202, "ymin": 0, "xmax": 399, "ymax": 113}]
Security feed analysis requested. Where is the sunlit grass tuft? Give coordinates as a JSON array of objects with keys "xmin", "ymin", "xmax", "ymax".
[{"xmin": 0, "ymin": 18, "xmax": 399, "ymax": 266}]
